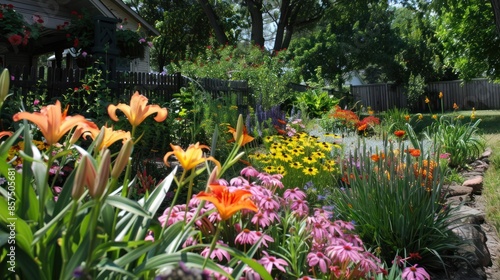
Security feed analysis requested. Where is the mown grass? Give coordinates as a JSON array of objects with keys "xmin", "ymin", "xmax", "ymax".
[{"xmin": 483, "ymin": 133, "xmax": 500, "ymax": 237}]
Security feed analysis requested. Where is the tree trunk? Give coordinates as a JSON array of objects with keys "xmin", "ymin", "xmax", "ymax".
[
  {"xmin": 273, "ymin": 0, "xmax": 291, "ymax": 51},
  {"xmin": 246, "ymin": 0, "xmax": 265, "ymax": 46},
  {"xmin": 491, "ymin": 0, "xmax": 500, "ymax": 35},
  {"xmin": 197, "ymin": 0, "xmax": 229, "ymax": 44}
]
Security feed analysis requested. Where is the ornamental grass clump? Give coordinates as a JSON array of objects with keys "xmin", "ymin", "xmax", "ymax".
[
  {"xmin": 330, "ymin": 140, "xmax": 464, "ymax": 275},
  {"xmin": 248, "ymin": 131, "xmax": 342, "ymax": 201}
]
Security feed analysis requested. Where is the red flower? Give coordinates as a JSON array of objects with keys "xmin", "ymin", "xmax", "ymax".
[
  {"xmin": 7, "ymin": 4, "xmax": 14, "ymax": 9},
  {"xmin": 73, "ymin": 38, "xmax": 79, "ymax": 47},
  {"xmin": 0, "ymin": 12, "xmax": 4, "ymax": 19},
  {"xmin": 394, "ymin": 130, "xmax": 405, "ymax": 138},
  {"xmin": 8, "ymin": 34, "xmax": 23, "ymax": 46}
]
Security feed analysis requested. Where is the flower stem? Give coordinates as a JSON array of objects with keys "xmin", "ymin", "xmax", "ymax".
[{"xmin": 202, "ymin": 221, "xmax": 222, "ymax": 269}]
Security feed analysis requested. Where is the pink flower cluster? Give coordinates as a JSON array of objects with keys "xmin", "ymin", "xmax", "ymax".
[{"xmin": 153, "ymin": 166, "xmax": 386, "ymax": 279}]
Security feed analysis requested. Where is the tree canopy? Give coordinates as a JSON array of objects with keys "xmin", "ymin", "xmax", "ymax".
[{"xmin": 124, "ymin": 0, "xmax": 500, "ymax": 84}]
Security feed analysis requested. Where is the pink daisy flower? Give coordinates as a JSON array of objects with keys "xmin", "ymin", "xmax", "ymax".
[
  {"xmin": 307, "ymin": 251, "xmax": 331, "ymax": 273},
  {"xmin": 241, "ymin": 166, "xmax": 260, "ymax": 177},
  {"xmin": 235, "ymin": 229, "xmax": 258, "ymax": 245},
  {"xmin": 200, "ymin": 241, "xmax": 231, "ymax": 262},
  {"xmin": 402, "ymin": 264, "xmax": 430, "ymax": 280},
  {"xmin": 254, "ymin": 231, "xmax": 274, "ymax": 247},
  {"xmin": 258, "ymin": 251, "xmax": 288, "ymax": 273},
  {"xmin": 326, "ymin": 242, "xmax": 364, "ymax": 264},
  {"xmin": 251, "ymin": 211, "xmax": 272, "ymax": 228},
  {"xmin": 284, "ymin": 187, "xmax": 307, "ymax": 201}
]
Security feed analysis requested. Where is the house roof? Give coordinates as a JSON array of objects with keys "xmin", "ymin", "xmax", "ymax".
[{"xmin": 6, "ymin": 0, "xmax": 158, "ymax": 35}]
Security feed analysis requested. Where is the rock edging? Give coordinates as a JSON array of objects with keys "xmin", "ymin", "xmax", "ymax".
[{"xmin": 438, "ymin": 147, "xmax": 499, "ymax": 279}]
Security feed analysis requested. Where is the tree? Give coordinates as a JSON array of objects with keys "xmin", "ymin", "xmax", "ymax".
[
  {"xmin": 390, "ymin": 5, "xmax": 456, "ymax": 84},
  {"xmin": 197, "ymin": 0, "xmax": 328, "ymax": 52},
  {"xmin": 433, "ymin": 0, "xmax": 500, "ymax": 81},
  {"xmin": 290, "ymin": 1, "xmax": 397, "ymax": 88}
]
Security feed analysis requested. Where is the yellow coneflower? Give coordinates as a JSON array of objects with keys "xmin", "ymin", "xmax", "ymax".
[
  {"xmin": 290, "ymin": 162, "xmax": 303, "ymax": 169},
  {"xmin": 302, "ymin": 167, "xmax": 319, "ymax": 176}
]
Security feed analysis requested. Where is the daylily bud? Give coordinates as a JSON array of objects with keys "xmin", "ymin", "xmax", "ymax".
[
  {"xmin": 72, "ymin": 155, "xmax": 89, "ymax": 200},
  {"xmin": 92, "ymin": 126, "xmax": 106, "ymax": 154},
  {"xmin": 235, "ymin": 114, "xmax": 244, "ymax": 146},
  {"xmin": 0, "ymin": 68, "xmax": 11, "ymax": 108},
  {"xmin": 90, "ymin": 149, "xmax": 111, "ymax": 198},
  {"xmin": 111, "ymin": 139, "xmax": 133, "ymax": 179}
]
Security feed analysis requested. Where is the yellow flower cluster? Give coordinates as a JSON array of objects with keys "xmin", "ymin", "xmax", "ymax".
[
  {"xmin": 249, "ymin": 132, "xmax": 342, "ymax": 190},
  {"xmin": 7, "ymin": 140, "xmax": 48, "ymax": 166}
]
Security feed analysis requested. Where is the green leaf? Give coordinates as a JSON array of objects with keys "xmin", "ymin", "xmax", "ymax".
[
  {"xmin": 105, "ymin": 196, "xmax": 151, "ymax": 218},
  {"xmin": 0, "ymin": 199, "xmax": 33, "ymax": 257},
  {"xmin": 135, "ymin": 252, "xmax": 230, "ymax": 278}
]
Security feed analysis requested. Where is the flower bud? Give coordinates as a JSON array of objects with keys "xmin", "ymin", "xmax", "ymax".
[
  {"xmin": 235, "ymin": 114, "xmax": 244, "ymax": 146},
  {"xmin": 0, "ymin": 68, "xmax": 11, "ymax": 108},
  {"xmin": 111, "ymin": 139, "xmax": 133, "ymax": 179},
  {"xmin": 90, "ymin": 149, "xmax": 110, "ymax": 199}
]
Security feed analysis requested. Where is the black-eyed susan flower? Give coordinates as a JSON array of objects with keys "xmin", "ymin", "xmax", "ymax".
[
  {"xmin": 302, "ymin": 167, "xmax": 319, "ymax": 176},
  {"xmin": 302, "ymin": 156, "xmax": 317, "ymax": 164}
]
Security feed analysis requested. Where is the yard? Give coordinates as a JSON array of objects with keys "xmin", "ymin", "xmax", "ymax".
[{"xmin": 2, "ymin": 62, "xmax": 500, "ymax": 280}]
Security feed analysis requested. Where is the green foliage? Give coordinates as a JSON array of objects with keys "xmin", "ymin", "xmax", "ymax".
[
  {"xmin": 378, "ymin": 107, "xmax": 411, "ymax": 136},
  {"xmin": 330, "ymin": 141, "xmax": 463, "ymax": 269},
  {"xmin": 424, "ymin": 116, "xmax": 485, "ymax": 168},
  {"xmin": 168, "ymin": 44, "xmax": 297, "ymax": 110},
  {"xmin": 294, "ymin": 89, "xmax": 339, "ymax": 119},
  {"xmin": 434, "ymin": 0, "xmax": 500, "ymax": 81},
  {"xmin": 404, "ymin": 73, "xmax": 426, "ymax": 112}
]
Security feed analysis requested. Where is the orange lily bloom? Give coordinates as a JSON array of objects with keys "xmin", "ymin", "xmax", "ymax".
[
  {"xmin": 425, "ymin": 97, "xmax": 430, "ymax": 104},
  {"xmin": 195, "ymin": 183, "xmax": 258, "ymax": 220},
  {"xmin": 228, "ymin": 125, "xmax": 254, "ymax": 146},
  {"xmin": 394, "ymin": 130, "xmax": 405, "ymax": 138},
  {"xmin": 439, "ymin": 92, "xmax": 443, "ymax": 99},
  {"xmin": 0, "ymin": 131, "xmax": 13, "ymax": 139},
  {"xmin": 12, "ymin": 101, "xmax": 87, "ymax": 145},
  {"xmin": 107, "ymin": 91, "xmax": 168, "ymax": 127},
  {"xmin": 371, "ymin": 154, "xmax": 380, "ymax": 162},
  {"xmin": 83, "ymin": 125, "xmax": 131, "ymax": 150},
  {"xmin": 163, "ymin": 142, "xmax": 220, "ymax": 171},
  {"xmin": 408, "ymin": 148, "xmax": 421, "ymax": 157},
  {"xmin": 357, "ymin": 123, "xmax": 368, "ymax": 131}
]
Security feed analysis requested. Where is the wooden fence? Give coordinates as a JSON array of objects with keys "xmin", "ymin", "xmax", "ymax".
[
  {"xmin": 8, "ymin": 66, "xmax": 184, "ymax": 103},
  {"xmin": 6, "ymin": 66, "xmax": 253, "ymax": 115},
  {"xmin": 351, "ymin": 79, "xmax": 500, "ymax": 111}
]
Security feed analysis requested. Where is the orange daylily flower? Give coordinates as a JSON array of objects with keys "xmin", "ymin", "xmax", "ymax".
[
  {"xmin": 83, "ymin": 125, "xmax": 131, "ymax": 150},
  {"xmin": 277, "ymin": 119, "xmax": 287, "ymax": 125},
  {"xmin": 408, "ymin": 148, "xmax": 421, "ymax": 157},
  {"xmin": 163, "ymin": 142, "xmax": 220, "ymax": 171},
  {"xmin": 0, "ymin": 131, "xmax": 13, "ymax": 139},
  {"xmin": 425, "ymin": 97, "xmax": 430, "ymax": 104},
  {"xmin": 394, "ymin": 130, "xmax": 405, "ymax": 138},
  {"xmin": 195, "ymin": 183, "xmax": 258, "ymax": 221},
  {"xmin": 439, "ymin": 92, "xmax": 443, "ymax": 99},
  {"xmin": 357, "ymin": 123, "xmax": 368, "ymax": 131},
  {"xmin": 12, "ymin": 101, "xmax": 87, "ymax": 145},
  {"xmin": 371, "ymin": 154, "xmax": 380, "ymax": 162},
  {"xmin": 228, "ymin": 125, "xmax": 254, "ymax": 146},
  {"xmin": 453, "ymin": 103, "xmax": 459, "ymax": 110},
  {"xmin": 107, "ymin": 91, "xmax": 168, "ymax": 127},
  {"xmin": 404, "ymin": 115, "xmax": 410, "ymax": 122}
]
